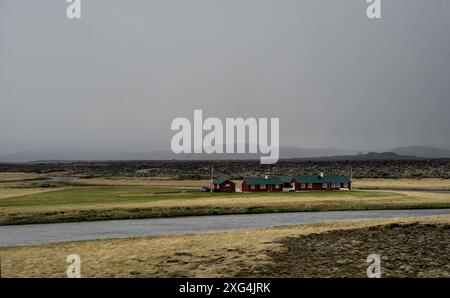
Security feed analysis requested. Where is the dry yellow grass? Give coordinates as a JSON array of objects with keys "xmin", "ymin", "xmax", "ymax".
[
  {"xmin": 3, "ymin": 190, "xmax": 447, "ymax": 215},
  {"xmin": 77, "ymin": 177, "xmax": 450, "ymax": 191},
  {"xmin": 1, "ymin": 214, "xmax": 450, "ymax": 278},
  {"xmin": 1, "ymin": 177, "xmax": 449, "ymax": 225},
  {"xmin": 74, "ymin": 178, "xmax": 212, "ymax": 187},
  {"xmin": 353, "ymin": 178, "xmax": 450, "ymax": 190},
  {"xmin": 1, "ymin": 176, "xmax": 449, "ymax": 224},
  {"xmin": 0, "ymin": 172, "xmax": 46, "ymax": 181},
  {"xmin": 0, "ymin": 172, "xmax": 69, "ymax": 199},
  {"xmin": 3, "ymin": 176, "xmax": 449, "ymax": 190},
  {"xmin": 0, "ymin": 187, "xmax": 69, "ymax": 200}
]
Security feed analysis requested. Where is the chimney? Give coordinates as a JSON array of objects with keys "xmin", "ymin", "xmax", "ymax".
[
  {"xmin": 265, "ymin": 175, "xmax": 269, "ymax": 179},
  {"xmin": 318, "ymin": 172, "xmax": 324, "ymax": 179}
]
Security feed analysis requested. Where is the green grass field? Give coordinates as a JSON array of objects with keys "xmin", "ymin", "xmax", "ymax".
[
  {"xmin": 1, "ymin": 176, "xmax": 449, "ymax": 226},
  {"xmin": 0, "ymin": 186, "xmax": 393, "ymax": 207}
]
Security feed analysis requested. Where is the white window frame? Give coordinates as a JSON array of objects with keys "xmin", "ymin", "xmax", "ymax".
[
  {"xmin": 301, "ymin": 183, "xmax": 306, "ymax": 189},
  {"xmin": 251, "ymin": 184, "xmax": 255, "ymax": 189},
  {"xmin": 261, "ymin": 184, "xmax": 266, "ymax": 189},
  {"xmin": 344, "ymin": 183, "xmax": 348, "ymax": 188},
  {"xmin": 323, "ymin": 183, "xmax": 328, "ymax": 188},
  {"xmin": 275, "ymin": 184, "xmax": 280, "ymax": 189},
  {"xmin": 308, "ymin": 183, "xmax": 312, "ymax": 189}
]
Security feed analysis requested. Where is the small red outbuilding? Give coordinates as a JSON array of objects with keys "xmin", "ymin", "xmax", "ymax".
[{"xmin": 213, "ymin": 178, "xmax": 236, "ymax": 192}]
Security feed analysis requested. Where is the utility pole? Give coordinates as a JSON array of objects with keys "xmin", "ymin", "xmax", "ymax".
[{"xmin": 210, "ymin": 165, "xmax": 214, "ymax": 192}]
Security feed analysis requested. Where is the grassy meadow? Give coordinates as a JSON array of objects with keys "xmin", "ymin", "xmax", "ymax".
[
  {"xmin": 1, "ymin": 173, "xmax": 450, "ymax": 278},
  {"xmin": 0, "ymin": 173, "xmax": 449, "ymax": 225},
  {"xmin": 353, "ymin": 178, "xmax": 450, "ymax": 191}
]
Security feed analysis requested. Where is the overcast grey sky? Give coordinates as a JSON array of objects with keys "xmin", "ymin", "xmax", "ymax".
[{"xmin": 1, "ymin": 0, "xmax": 449, "ymax": 155}]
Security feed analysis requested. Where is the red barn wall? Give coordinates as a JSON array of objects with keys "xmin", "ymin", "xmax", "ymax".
[
  {"xmin": 241, "ymin": 181, "xmax": 282, "ymax": 192},
  {"xmin": 293, "ymin": 181, "xmax": 352, "ymax": 191},
  {"xmin": 215, "ymin": 180, "xmax": 235, "ymax": 192}
]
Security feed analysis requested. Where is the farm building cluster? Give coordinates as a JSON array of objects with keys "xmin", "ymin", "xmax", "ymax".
[{"xmin": 213, "ymin": 173, "xmax": 351, "ymax": 193}]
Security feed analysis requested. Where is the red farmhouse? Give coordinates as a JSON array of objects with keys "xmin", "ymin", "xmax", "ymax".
[
  {"xmin": 241, "ymin": 177, "xmax": 283, "ymax": 192},
  {"xmin": 213, "ymin": 178, "xmax": 236, "ymax": 192},
  {"xmin": 290, "ymin": 174, "xmax": 351, "ymax": 191}
]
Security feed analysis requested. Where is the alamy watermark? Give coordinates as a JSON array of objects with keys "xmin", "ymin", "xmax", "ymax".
[
  {"xmin": 66, "ymin": 0, "xmax": 81, "ymax": 19},
  {"xmin": 367, "ymin": 0, "xmax": 381, "ymax": 19},
  {"xmin": 170, "ymin": 110, "xmax": 280, "ymax": 164},
  {"xmin": 64, "ymin": 1, "xmax": 450, "ymax": 22},
  {"xmin": 66, "ymin": 254, "xmax": 81, "ymax": 278},
  {"xmin": 366, "ymin": 254, "xmax": 382, "ymax": 278}
]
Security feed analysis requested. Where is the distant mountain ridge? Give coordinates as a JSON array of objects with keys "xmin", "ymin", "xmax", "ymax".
[
  {"xmin": 290, "ymin": 151, "xmax": 424, "ymax": 161},
  {"xmin": 0, "ymin": 147, "xmax": 350, "ymax": 163},
  {"xmin": 392, "ymin": 146, "xmax": 450, "ymax": 158},
  {"xmin": 0, "ymin": 145, "xmax": 449, "ymax": 163}
]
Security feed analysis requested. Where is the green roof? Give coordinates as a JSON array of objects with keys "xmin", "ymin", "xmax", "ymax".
[
  {"xmin": 293, "ymin": 175, "xmax": 350, "ymax": 184},
  {"xmin": 278, "ymin": 176, "xmax": 294, "ymax": 183},
  {"xmin": 244, "ymin": 177, "xmax": 282, "ymax": 185},
  {"xmin": 213, "ymin": 178, "xmax": 230, "ymax": 185}
]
